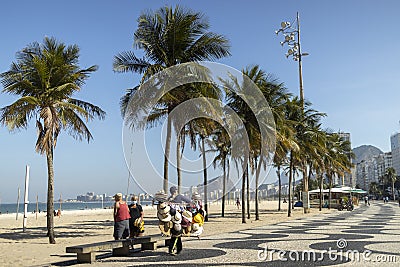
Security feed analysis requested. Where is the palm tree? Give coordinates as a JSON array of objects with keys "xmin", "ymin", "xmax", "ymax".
[
  {"xmin": 324, "ymin": 132, "xmax": 352, "ymax": 209},
  {"xmin": 113, "ymin": 5, "xmax": 230, "ymax": 192},
  {"xmin": 189, "ymin": 117, "xmax": 219, "ymax": 222},
  {"xmin": 369, "ymin": 181, "xmax": 379, "ymax": 198},
  {"xmin": 282, "ymin": 97, "xmax": 303, "ymax": 216},
  {"xmin": 0, "ymin": 37, "xmax": 105, "ymax": 244},
  {"xmin": 386, "ymin": 167, "xmax": 397, "ymax": 201},
  {"xmin": 222, "ymin": 65, "xmax": 268, "ymax": 222},
  {"xmin": 254, "ymin": 67, "xmax": 292, "ymax": 219},
  {"xmin": 208, "ymin": 126, "xmax": 231, "ymax": 217}
]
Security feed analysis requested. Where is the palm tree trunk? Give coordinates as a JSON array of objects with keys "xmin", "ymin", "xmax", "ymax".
[
  {"xmin": 246, "ymin": 162, "xmax": 250, "ymax": 220},
  {"xmin": 222, "ymin": 157, "xmax": 226, "ymax": 217},
  {"xmin": 163, "ymin": 115, "xmax": 172, "ymax": 193},
  {"xmin": 319, "ymin": 174, "xmax": 323, "ymax": 211},
  {"xmin": 288, "ymin": 151, "xmax": 293, "ymax": 217},
  {"xmin": 176, "ymin": 133, "xmax": 182, "ymax": 195},
  {"xmin": 255, "ymin": 157, "xmax": 262, "ymax": 220},
  {"xmin": 292, "ymin": 168, "xmax": 296, "ymax": 209},
  {"xmin": 241, "ymin": 164, "xmax": 246, "ymax": 223},
  {"xmin": 392, "ymin": 180, "xmax": 395, "ymax": 201},
  {"xmin": 277, "ymin": 166, "xmax": 282, "ymax": 211},
  {"xmin": 227, "ymin": 159, "xmax": 230, "ymax": 204},
  {"xmin": 201, "ymin": 136, "xmax": 208, "ymax": 222},
  {"xmin": 303, "ymin": 166, "xmax": 310, "ymax": 213},
  {"xmin": 46, "ymin": 148, "xmax": 56, "ymax": 244},
  {"xmin": 328, "ymin": 177, "xmax": 332, "ymax": 209}
]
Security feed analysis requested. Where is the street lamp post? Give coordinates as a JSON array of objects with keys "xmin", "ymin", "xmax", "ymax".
[
  {"xmin": 275, "ymin": 12, "xmax": 308, "ymax": 109},
  {"xmin": 276, "ymin": 12, "xmax": 310, "ymax": 213}
]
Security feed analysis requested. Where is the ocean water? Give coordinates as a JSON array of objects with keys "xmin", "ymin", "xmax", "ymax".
[{"xmin": 0, "ymin": 201, "xmax": 152, "ymax": 215}]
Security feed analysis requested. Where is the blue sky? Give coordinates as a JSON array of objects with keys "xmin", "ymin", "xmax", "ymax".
[{"xmin": 1, "ymin": 0, "xmax": 399, "ymax": 202}]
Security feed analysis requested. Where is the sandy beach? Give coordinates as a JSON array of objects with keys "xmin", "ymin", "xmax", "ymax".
[{"xmin": 0, "ymin": 200, "xmax": 335, "ymax": 266}]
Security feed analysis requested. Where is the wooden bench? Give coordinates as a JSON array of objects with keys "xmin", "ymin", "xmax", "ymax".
[{"xmin": 66, "ymin": 236, "xmax": 156, "ymax": 263}]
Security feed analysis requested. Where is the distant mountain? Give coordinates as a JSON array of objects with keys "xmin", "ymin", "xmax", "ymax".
[{"xmin": 352, "ymin": 145, "xmax": 383, "ymax": 164}]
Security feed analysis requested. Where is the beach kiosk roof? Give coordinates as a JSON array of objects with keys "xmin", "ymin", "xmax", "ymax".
[
  {"xmin": 308, "ymin": 186, "xmax": 367, "ymax": 194},
  {"xmin": 342, "ymin": 188, "xmax": 368, "ymax": 194}
]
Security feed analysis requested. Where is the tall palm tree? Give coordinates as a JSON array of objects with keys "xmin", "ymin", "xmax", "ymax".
[
  {"xmin": 114, "ymin": 5, "xmax": 230, "ymax": 192},
  {"xmin": 386, "ymin": 167, "xmax": 397, "ymax": 201},
  {"xmin": 369, "ymin": 181, "xmax": 379, "ymax": 198},
  {"xmin": 223, "ymin": 65, "xmax": 267, "ymax": 222},
  {"xmin": 208, "ymin": 126, "xmax": 231, "ymax": 217},
  {"xmin": 324, "ymin": 132, "xmax": 352, "ymax": 209},
  {"xmin": 189, "ymin": 117, "xmax": 219, "ymax": 222},
  {"xmin": 0, "ymin": 37, "xmax": 105, "ymax": 244},
  {"xmin": 254, "ymin": 68, "xmax": 293, "ymax": 219}
]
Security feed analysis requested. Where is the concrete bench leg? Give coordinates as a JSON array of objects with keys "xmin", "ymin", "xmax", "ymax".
[
  {"xmin": 77, "ymin": 252, "xmax": 95, "ymax": 263},
  {"xmin": 141, "ymin": 241, "xmax": 157, "ymax": 250},
  {"xmin": 112, "ymin": 246, "xmax": 130, "ymax": 256}
]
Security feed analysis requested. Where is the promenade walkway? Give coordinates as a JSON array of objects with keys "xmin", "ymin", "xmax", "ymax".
[{"xmin": 58, "ymin": 202, "xmax": 400, "ymax": 266}]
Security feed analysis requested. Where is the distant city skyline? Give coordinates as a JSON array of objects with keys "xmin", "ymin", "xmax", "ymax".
[{"xmin": 1, "ymin": 0, "xmax": 400, "ymax": 202}]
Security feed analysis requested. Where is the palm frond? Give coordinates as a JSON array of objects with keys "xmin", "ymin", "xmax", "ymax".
[{"xmin": 113, "ymin": 51, "xmax": 150, "ymax": 74}]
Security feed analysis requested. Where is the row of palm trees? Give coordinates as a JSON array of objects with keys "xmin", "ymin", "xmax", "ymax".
[
  {"xmin": 370, "ymin": 167, "xmax": 399, "ymax": 200},
  {"xmin": 113, "ymin": 6, "xmax": 354, "ymax": 223},
  {"xmin": 0, "ymin": 5, "xmax": 353, "ymax": 244}
]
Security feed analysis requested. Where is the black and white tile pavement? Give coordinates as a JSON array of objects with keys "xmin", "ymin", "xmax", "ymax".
[{"xmin": 65, "ymin": 202, "xmax": 400, "ymax": 267}]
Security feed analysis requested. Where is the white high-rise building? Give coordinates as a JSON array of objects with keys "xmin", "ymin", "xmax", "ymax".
[
  {"xmin": 356, "ymin": 160, "xmax": 370, "ymax": 190},
  {"xmin": 376, "ymin": 152, "xmax": 392, "ymax": 180},
  {"xmin": 390, "ymin": 133, "xmax": 400, "ymax": 175},
  {"xmin": 355, "ymin": 152, "xmax": 393, "ymax": 191},
  {"xmin": 338, "ymin": 132, "xmax": 353, "ymax": 186}
]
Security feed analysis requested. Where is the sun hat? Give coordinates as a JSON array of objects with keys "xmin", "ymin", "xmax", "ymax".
[
  {"xmin": 172, "ymin": 211, "xmax": 182, "ymax": 223},
  {"xmin": 192, "ymin": 223, "xmax": 200, "ymax": 231},
  {"xmin": 158, "ymin": 202, "xmax": 170, "ymax": 214},
  {"xmin": 157, "ymin": 211, "xmax": 172, "ymax": 222},
  {"xmin": 154, "ymin": 190, "xmax": 168, "ymax": 202},
  {"xmin": 181, "ymin": 216, "xmax": 191, "ymax": 228},
  {"xmin": 113, "ymin": 193, "xmax": 123, "ymax": 199},
  {"xmin": 193, "ymin": 213, "xmax": 204, "ymax": 225},
  {"xmin": 182, "ymin": 209, "xmax": 192, "ymax": 220},
  {"xmin": 173, "ymin": 222, "xmax": 182, "ymax": 232},
  {"xmin": 183, "ymin": 225, "xmax": 192, "ymax": 236},
  {"xmin": 158, "ymin": 221, "xmax": 171, "ymax": 236}
]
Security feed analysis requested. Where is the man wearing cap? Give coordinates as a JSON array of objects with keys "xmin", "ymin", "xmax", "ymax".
[
  {"xmin": 168, "ymin": 186, "xmax": 178, "ymax": 202},
  {"xmin": 113, "ymin": 193, "xmax": 131, "ymax": 240}
]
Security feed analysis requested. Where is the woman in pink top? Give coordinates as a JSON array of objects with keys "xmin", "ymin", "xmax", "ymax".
[{"xmin": 113, "ymin": 193, "xmax": 131, "ymax": 240}]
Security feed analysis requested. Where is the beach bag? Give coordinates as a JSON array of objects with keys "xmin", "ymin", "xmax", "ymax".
[
  {"xmin": 193, "ymin": 213, "xmax": 204, "ymax": 226},
  {"xmin": 134, "ymin": 217, "xmax": 145, "ymax": 231},
  {"xmin": 159, "ymin": 221, "xmax": 172, "ymax": 236},
  {"xmin": 181, "ymin": 216, "xmax": 191, "ymax": 228}
]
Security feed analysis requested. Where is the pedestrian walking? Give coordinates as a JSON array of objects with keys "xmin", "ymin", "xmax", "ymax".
[
  {"xmin": 236, "ymin": 198, "xmax": 241, "ymax": 209},
  {"xmin": 169, "ymin": 210, "xmax": 183, "ymax": 255}
]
